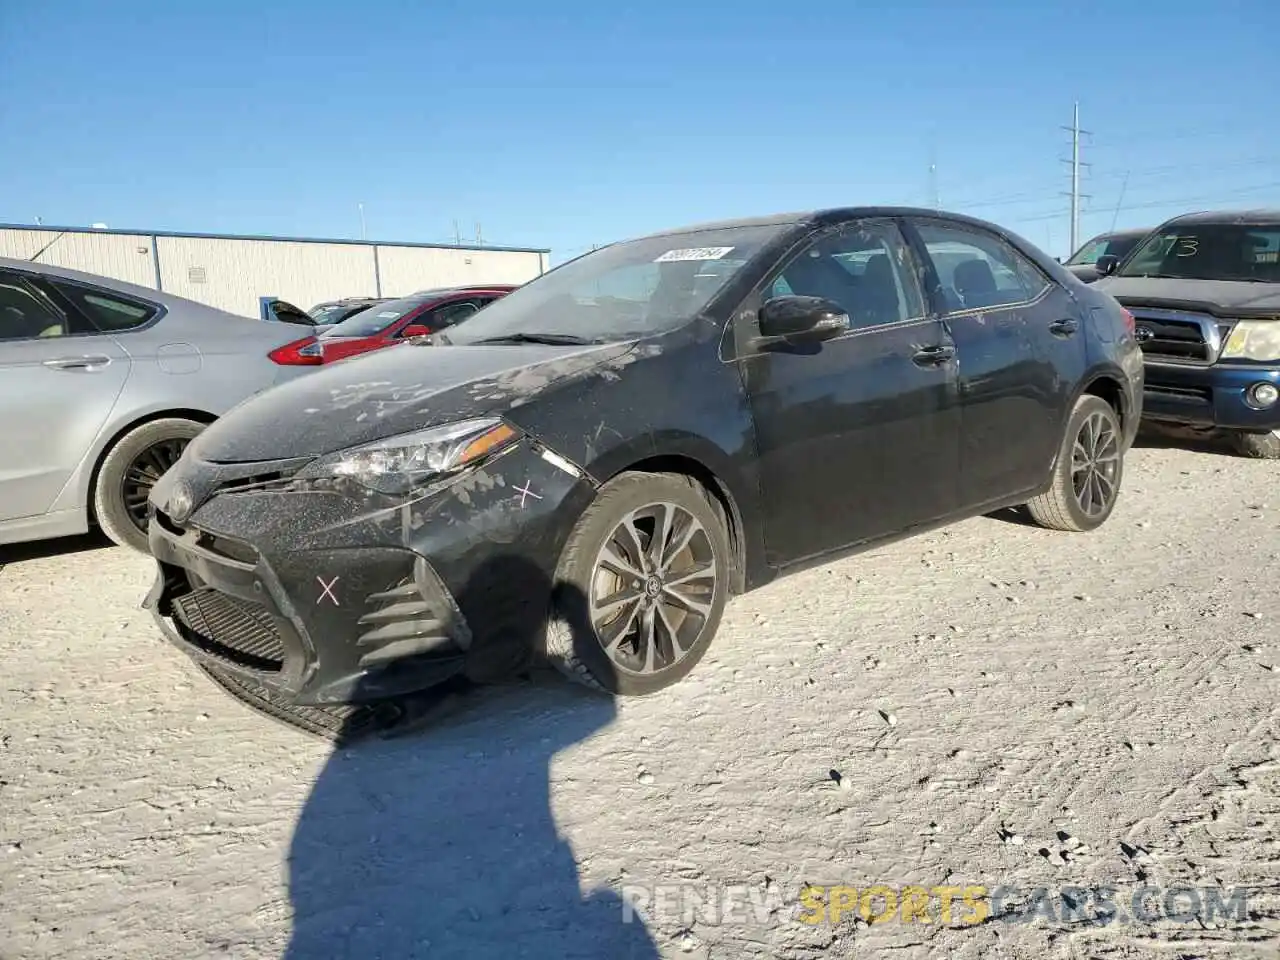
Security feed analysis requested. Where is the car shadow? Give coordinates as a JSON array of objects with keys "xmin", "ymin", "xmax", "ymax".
[
  {"xmin": 1129, "ymin": 423, "xmax": 1240, "ymax": 456},
  {"xmin": 0, "ymin": 530, "xmax": 115, "ymax": 567},
  {"xmin": 282, "ymin": 553, "xmax": 659, "ymax": 960}
]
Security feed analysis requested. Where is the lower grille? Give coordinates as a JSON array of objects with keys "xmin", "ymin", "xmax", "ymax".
[
  {"xmin": 198, "ymin": 664, "xmax": 405, "ymax": 744},
  {"xmin": 1145, "ymin": 382, "xmax": 1213, "ymax": 404},
  {"xmin": 172, "ymin": 587, "xmax": 286, "ymax": 672}
]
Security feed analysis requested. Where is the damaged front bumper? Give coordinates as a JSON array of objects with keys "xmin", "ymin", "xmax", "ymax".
[{"xmin": 143, "ymin": 437, "xmax": 596, "ymax": 707}]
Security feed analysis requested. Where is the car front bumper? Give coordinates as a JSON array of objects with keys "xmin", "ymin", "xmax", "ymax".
[
  {"xmin": 1141, "ymin": 361, "xmax": 1280, "ymax": 432},
  {"xmin": 143, "ymin": 437, "xmax": 596, "ymax": 706}
]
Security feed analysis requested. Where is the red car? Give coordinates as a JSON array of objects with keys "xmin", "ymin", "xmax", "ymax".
[{"xmin": 316, "ymin": 285, "xmax": 517, "ymax": 362}]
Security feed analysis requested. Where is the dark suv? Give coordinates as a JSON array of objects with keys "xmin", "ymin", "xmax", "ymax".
[
  {"xmin": 144, "ymin": 206, "xmax": 1142, "ymax": 729},
  {"xmin": 1095, "ymin": 210, "xmax": 1280, "ymax": 458}
]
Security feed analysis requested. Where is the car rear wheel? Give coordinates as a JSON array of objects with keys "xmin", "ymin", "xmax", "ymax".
[
  {"xmin": 94, "ymin": 418, "xmax": 204, "ymax": 553},
  {"xmin": 1228, "ymin": 428, "xmax": 1280, "ymax": 460},
  {"xmin": 1025, "ymin": 395, "xmax": 1124, "ymax": 533},
  {"xmin": 543, "ymin": 471, "xmax": 731, "ymax": 696}
]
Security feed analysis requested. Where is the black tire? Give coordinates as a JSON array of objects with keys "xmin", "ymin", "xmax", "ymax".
[
  {"xmin": 1025, "ymin": 395, "xmax": 1125, "ymax": 533},
  {"xmin": 543, "ymin": 471, "xmax": 731, "ymax": 696},
  {"xmin": 93, "ymin": 418, "xmax": 204, "ymax": 552},
  {"xmin": 1228, "ymin": 429, "xmax": 1280, "ymax": 460}
]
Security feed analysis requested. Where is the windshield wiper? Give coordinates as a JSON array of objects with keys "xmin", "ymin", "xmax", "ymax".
[{"xmin": 469, "ymin": 332, "xmax": 605, "ymax": 346}]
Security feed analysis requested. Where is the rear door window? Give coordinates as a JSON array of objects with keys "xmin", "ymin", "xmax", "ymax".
[
  {"xmin": 0, "ymin": 271, "xmax": 73, "ymax": 340},
  {"xmin": 911, "ymin": 221, "xmax": 1051, "ymax": 312}
]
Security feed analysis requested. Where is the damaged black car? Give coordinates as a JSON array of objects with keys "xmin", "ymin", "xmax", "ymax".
[{"xmin": 144, "ymin": 206, "xmax": 1143, "ymax": 723}]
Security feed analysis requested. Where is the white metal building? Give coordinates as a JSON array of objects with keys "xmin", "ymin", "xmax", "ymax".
[{"xmin": 0, "ymin": 223, "xmax": 550, "ymax": 319}]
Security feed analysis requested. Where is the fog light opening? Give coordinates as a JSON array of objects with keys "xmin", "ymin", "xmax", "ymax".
[{"xmin": 1246, "ymin": 381, "xmax": 1279, "ymax": 409}]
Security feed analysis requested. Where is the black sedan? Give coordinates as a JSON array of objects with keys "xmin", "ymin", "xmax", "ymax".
[{"xmin": 144, "ymin": 206, "xmax": 1143, "ymax": 724}]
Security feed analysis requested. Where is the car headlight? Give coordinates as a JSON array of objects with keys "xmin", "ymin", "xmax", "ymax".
[
  {"xmin": 298, "ymin": 418, "xmax": 521, "ymax": 495},
  {"xmin": 1221, "ymin": 321, "xmax": 1280, "ymax": 362}
]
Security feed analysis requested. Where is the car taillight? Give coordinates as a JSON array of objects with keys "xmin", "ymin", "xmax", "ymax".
[
  {"xmin": 269, "ymin": 336, "xmax": 323, "ymax": 365},
  {"xmin": 1120, "ymin": 308, "xmax": 1135, "ymax": 335}
]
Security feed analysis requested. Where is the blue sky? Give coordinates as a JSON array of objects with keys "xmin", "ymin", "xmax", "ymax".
[{"xmin": 2, "ymin": 0, "xmax": 1277, "ymax": 261}]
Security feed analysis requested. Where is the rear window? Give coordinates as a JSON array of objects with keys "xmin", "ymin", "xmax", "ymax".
[{"xmin": 321, "ymin": 297, "xmax": 425, "ymax": 338}]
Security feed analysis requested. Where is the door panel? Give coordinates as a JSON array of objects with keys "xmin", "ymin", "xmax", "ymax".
[
  {"xmin": 0, "ymin": 272, "xmax": 131, "ymax": 521},
  {"xmin": 741, "ymin": 219, "xmax": 961, "ymax": 565},
  {"xmin": 904, "ymin": 219, "xmax": 1067, "ymax": 506}
]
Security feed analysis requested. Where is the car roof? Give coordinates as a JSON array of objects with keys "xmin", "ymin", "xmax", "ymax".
[
  {"xmin": 1162, "ymin": 209, "xmax": 1280, "ymax": 227},
  {"xmin": 1089, "ymin": 227, "xmax": 1151, "ymax": 240},
  {"xmin": 0, "ymin": 254, "xmax": 237, "ymax": 315},
  {"xmin": 633, "ymin": 206, "xmax": 1030, "ymax": 241}
]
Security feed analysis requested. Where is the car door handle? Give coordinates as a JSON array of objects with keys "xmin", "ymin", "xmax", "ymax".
[
  {"xmin": 43, "ymin": 355, "xmax": 113, "ymax": 371},
  {"xmin": 912, "ymin": 344, "xmax": 955, "ymax": 367},
  {"xmin": 1049, "ymin": 318, "xmax": 1079, "ymax": 337}
]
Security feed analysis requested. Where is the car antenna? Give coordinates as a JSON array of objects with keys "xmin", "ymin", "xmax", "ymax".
[{"xmin": 28, "ymin": 230, "xmax": 68, "ymax": 262}]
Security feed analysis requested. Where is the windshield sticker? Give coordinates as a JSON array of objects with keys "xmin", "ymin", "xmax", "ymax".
[
  {"xmin": 655, "ymin": 246, "xmax": 735, "ymax": 263},
  {"xmin": 376, "ymin": 310, "xmax": 402, "ymax": 318}
]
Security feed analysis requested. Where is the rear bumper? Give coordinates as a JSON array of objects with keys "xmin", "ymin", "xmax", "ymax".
[{"xmin": 1141, "ymin": 361, "xmax": 1280, "ymax": 431}]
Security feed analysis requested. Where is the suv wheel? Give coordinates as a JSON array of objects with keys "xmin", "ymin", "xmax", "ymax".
[
  {"xmin": 93, "ymin": 418, "xmax": 204, "ymax": 553},
  {"xmin": 1228, "ymin": 428, "xmax": 1280, "ymax": 460},
  {"xmin": 543, "ymin": 471, "xmax": 730, "ymax": 696},
  {"xmin": 1025, "ymin": 394, "xmax": 1124, "ymax": 533}
]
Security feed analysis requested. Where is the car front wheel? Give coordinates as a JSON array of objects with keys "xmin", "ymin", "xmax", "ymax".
[
  {"xmin": 543, "ymin": 471, "xmax": 731, "ymax": 696},
  {"xmin": 94, "ymin": 418, "xmax": 204, "ymax": 553},
  {"xmin": 1025, "ymin": 394, "xmax": 1125, "ymax": 532}
]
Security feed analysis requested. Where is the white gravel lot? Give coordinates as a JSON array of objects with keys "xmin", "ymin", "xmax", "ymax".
[{"xmin": 1, "ymin": 435, "xmax": 1278, "ymax": 960}]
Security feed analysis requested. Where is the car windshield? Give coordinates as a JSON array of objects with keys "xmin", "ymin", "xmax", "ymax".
[
  {"xmin": 1066, "ymin": 233, "xmax": 1144, "ymax": 266},
  {"xmin": 1117, "ymin": 222, "xmax": 1280, "ymax": 282},
  {"xmin": 310, "ymin": 302, "xmax": 370, "ymax": 325},
  {"xmin": 442, "ymin": 224, "xmax": 787, "ymax": 345},
  {"xmin": 322, "ymin": 297, "xmax": 426, "ymax": 337}
]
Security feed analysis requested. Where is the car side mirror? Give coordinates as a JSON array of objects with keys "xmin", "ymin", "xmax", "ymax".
[
  {"xmin": 757, "ymin": 295, "xmax": 850, "ymax": 343},
  {"xmin": 402, "ymin": 324, "xmax": 431, "ymax": 338},
  {"xmin": 1095, "ymin": 254, "xmax": 1120, "ymax": 277}
]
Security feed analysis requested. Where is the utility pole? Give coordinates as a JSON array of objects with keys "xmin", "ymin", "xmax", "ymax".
[
  {"xmin": 452, "ymin": 220, "xmax": 461, "ymax": 245},
  {"xmin": 358, "ymin": 202, "xmax": 367, "ymax": 240},
  {"xmin": 1060, "ymin": 101, "xmax": 1091, "ymax": 255}
]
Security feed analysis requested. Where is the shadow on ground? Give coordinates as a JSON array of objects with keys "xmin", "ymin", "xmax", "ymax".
[
  {"xmin": 984, "ymin": 425, "xmax": 1245, "ymax": 528},
  {"xmin": 281, "ymin": 552, "xmax": 659, "ymax": 960},
  {"xmin": 0, "ymin": 530, "xmax": 116, "ymax": 567}
]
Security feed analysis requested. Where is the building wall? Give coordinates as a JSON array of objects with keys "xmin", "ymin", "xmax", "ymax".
[
  {"xmin": 375, "ymin": 244, "xmax": 546, "ymax": 297},
  {"xmin": 0, "ymin": 228, "xmax": 158, "ymax": 288},
  {"xmin": 0, "ymin": 226, "xmax": 548, "ymax": 318},
  {"xmin": 156, "ymin": 236, "xmax": 376, "ymax": 317}
]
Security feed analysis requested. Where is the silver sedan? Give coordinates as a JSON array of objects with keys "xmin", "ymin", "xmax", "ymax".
[{"xmin": 0, "ymin": 256, "xmax": 323, "ymax": 552}]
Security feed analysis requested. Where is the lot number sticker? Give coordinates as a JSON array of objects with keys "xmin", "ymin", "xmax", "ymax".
[{"xmin": 654, "ymin": 246, "xmax": 736, "ymax": 262}]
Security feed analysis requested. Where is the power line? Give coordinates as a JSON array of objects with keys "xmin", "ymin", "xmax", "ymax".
[{"xmin": 1011, "ymin": 179, "xmax": 1280, "ymax": 225}]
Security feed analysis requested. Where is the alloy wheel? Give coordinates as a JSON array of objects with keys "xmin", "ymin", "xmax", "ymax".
[
  {"xmin": 1070, "ymin": 410, "xmax": 1120, "ymax": 518},
  {"xmin": 590, "ymin": 501, "xmax": 718, "ymax": 676},
  {"xmin": 122, "ymin": 438, "xmax": 190, "ymax": 532}
]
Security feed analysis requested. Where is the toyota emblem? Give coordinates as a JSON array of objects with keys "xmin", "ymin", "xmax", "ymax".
[
  {"xmin": 1135, "ymin": 325, "xmax": 1155, "ymax": 343},
  {"xmin": 168, "ymin": 481, "xmax": 195, "ymax": 523}
]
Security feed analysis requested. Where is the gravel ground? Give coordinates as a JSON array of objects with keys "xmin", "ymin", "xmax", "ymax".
[{"xmin": 1, "ymin": 435, "xmax": 1278, "ymax": 960}]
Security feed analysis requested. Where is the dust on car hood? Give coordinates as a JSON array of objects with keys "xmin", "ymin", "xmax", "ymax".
[
  {"xmin": 190, "ymin": 340, "xmax": 636, "ymax": 463},
  {"xmin": 1096, "ymin": 277, "xmax": 1280, "ymax": 317}
]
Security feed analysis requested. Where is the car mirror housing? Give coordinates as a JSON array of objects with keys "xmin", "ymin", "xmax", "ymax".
[
  {"xmin": 401, "ymin": 324, "xmax": 431, "ymax": 338},
  {"xmin": 1095, "ymin": 254, "xmax": 1120, "ymax": 277},
  {"xmin": 757, "ymin": 295, "xmax": 850, "ymax": 343}
]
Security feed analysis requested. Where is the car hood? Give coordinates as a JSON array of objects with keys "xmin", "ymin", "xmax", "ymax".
[
  {"xmin": 1096, "ymin": 277, "xmax": 1280, "ymax": 316},
  {"xmin": 190, "ymin": 339, "xmax": 639, "ymax": 462}
]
